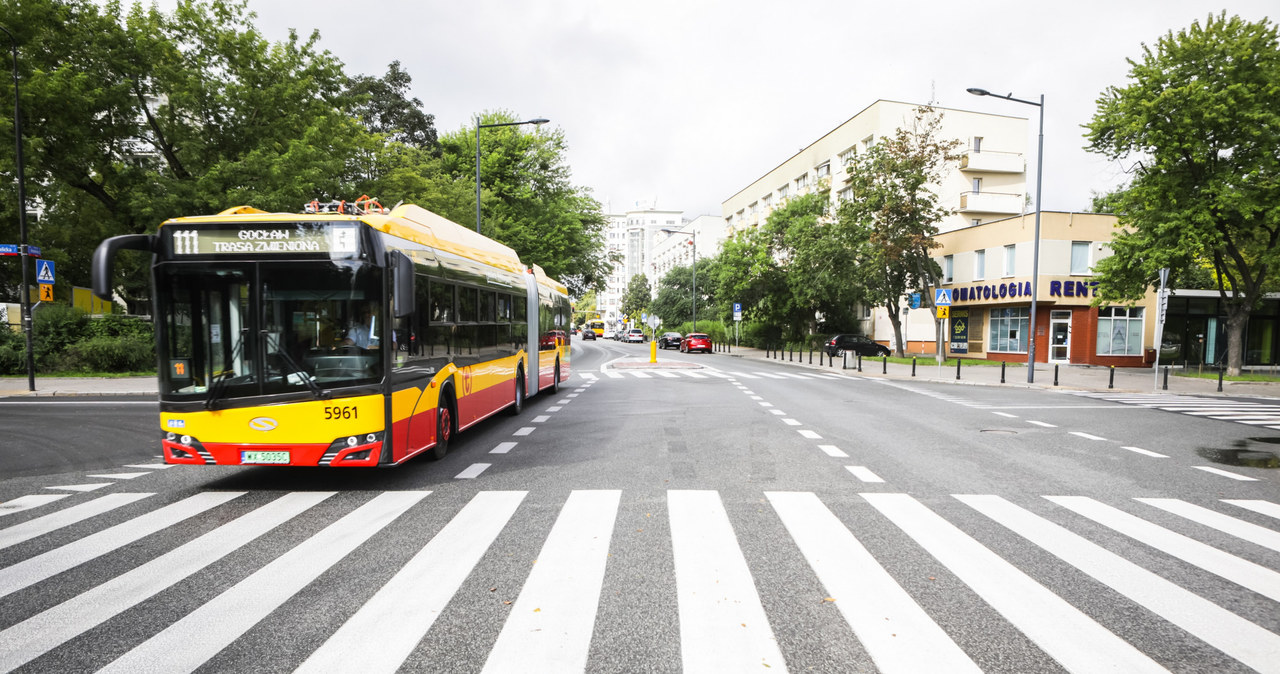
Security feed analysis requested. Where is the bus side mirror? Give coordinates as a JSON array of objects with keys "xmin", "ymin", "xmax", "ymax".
[
  {"xmin": 91, "ymin": 234, "xmax": 156, "ymax": 301},
  {"xmin": 391, "ymin": 250, "xmax": 415, "ymax": 318}
]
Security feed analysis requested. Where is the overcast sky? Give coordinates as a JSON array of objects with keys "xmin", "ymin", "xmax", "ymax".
[{"xmin": 237, "ymin": 0, "xmax": 1273, "ymax": 219}]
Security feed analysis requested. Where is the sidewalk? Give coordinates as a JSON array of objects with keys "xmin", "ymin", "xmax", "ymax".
[
  {"xmin": 3, "ymin": 350, "xmax": 1278, "ymax": 399},
  {"xmin": 702, "ymin": 346, "xmax": 1280, "ymax": 399}
]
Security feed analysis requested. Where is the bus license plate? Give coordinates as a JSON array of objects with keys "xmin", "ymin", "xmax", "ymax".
[{"xmin": 241, "ymin": 451, "xmax": 290, "ymax": 465}]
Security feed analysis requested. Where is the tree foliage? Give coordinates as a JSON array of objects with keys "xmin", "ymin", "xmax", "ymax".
[
  {"xmin": 650, "ymin": 257, "xmax": 717, "ymax": 330},
  {"xmin": 619, "ymin": 273, "xmax": 651, "ymax": 323},
  {"xmin": 0, "ymin": 0, "xmax": 610, "ymax": 309},
  {"xmin": 836, "ymin": 105, "xmax": 960, "ymax": 356},
  {"xmin": 1085, "ymin": 12, "xmax": 1280, "ymax": 374}
]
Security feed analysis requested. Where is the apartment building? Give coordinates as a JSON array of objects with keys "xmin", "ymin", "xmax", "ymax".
[
  {"xmin": 721, "ymin": 99, "xmax": 1029, "ymax": 235},
  {"xmin": 648, "ymin": 215, "xmax": 730, "ymax": 285},
  {"xmin": 596, "ymin": 206, "xmax": 684, "ymax": 328}
]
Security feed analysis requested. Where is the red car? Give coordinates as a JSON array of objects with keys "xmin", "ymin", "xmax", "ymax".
[{"xmin": 680, "ymin": 332, "xmax": 712, "ymax": 353}]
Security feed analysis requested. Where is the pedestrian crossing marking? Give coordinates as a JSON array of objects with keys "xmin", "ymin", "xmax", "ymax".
[
  {"xmin": 875, "ymin": 493, "xmax": 1171, "ymax": 674},
  {"xmin": 100, "ymin": 491, "xmax": 429, "ymax": 674},
  {"xmin": 2, "ymin": 489, "xmax": 1278, "ymax": 673},
  {"xmin": 483, "ymin": 490, "xmax": 619, "ymax": 673},
  {"xmin": 1071, "ymin": 391, "xmax": 1280, "ymax": 429},
  {"xmin": 0, "ymin": 494, "xmax": 66, "ymax": 516},
  {"xmin": 959, "ymin": 494, "xmax": 1280, "ymax": 674},
  {"xmin": 769, "ymin": 491, "xmax": 980, "ymax": 673},
  {"xmin": 297, "ymin": 491, "xmax": 524, "ymax": 674},
  {"xmin": 0, "ymin": 492, "xmax": 152, "ymax": 551}
]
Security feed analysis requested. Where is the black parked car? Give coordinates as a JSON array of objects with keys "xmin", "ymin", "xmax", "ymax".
[
  {"xmin": 824, "ymin": 334, "xmax": 890, "ymax": 358},
  {"xmin": 657, "ymin": 332, "xmax": 683, "ymax": 349}
]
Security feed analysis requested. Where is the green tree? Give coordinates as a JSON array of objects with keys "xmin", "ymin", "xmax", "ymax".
[
  {"xmin": 438, "ymin": 111, "xmax": 610, "ymax": 296},
  {"xmin": 770, "ymin": 192, "xmax": 861, "ymax": 336},
  {"xmin": 650, "ymin": 257, "xmax": 719, "ymax": 330},
  {"xmin": 1085, "ymin": 13, "xmax": 1280, "ymax": 375},
  {"xmin": 712, "ymin": 224, "xmax": 789, "ymax": 343},
  {"xmin": 619, "ymin": 273, "xmax": 651, "ymax": 324},
  {"xmin": 837, "ymin": 105, "xmax": 960, "ymax": 357},
  {"xmin": 0, "ymin": 0, "xmax": 368, "ymax": 306}
]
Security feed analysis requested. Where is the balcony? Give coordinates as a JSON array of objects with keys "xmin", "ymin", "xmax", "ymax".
[
  {"xmin": 959, "ymin": 191, "xmax": 1022, "ymax": 215},
  {"xmin": 960, "ymin": 150, "xmax": 1024, "ymax": 174}
]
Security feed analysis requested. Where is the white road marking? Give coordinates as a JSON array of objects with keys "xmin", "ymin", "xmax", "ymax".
[
  {"xmin": 668, "ymin": 490, "xmax": 786, "ymax": 672},
  {"xmin": 845, "ymin": 467, "xmax": 884, "ymax": 483},
  {"xmin": 818, "ymin": 445, "xmax": 849, "ymax": 458},
  {"xmin": 1194, "ymin": 466, "xmax": 1258, "ymax": 481},
  {"xmin": 455, "ymin": 463, "xmax": 491, "ymax": 479},
  {"xmin": 490, "ymin": 442, "xmax": 518, "ymax": 454}
]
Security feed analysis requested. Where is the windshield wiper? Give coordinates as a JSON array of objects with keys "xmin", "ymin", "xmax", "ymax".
[
  {"xmin": 274, "ymin": 348, "xmax": 329, "ymax": 399},
  {"xmin": 204, "ymin": 331, "xmax": 246, "ymax": 410}
]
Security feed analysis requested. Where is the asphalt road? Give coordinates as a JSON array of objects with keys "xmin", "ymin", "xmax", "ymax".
[{"xmin": 1, "ymin": 340, "xmax": 1278, "ymax": 673}]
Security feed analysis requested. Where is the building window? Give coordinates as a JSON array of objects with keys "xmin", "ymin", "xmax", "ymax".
[
  {"xmin": 749, "ymin": 202, "xmax": 758, "ymax": 214},
  {"xmin": 778, "ymin": 184, "xmax": 789, "ymax": 199},
  {"xmin": 943, "ymin": 255, "xmax": 954, "ymax": 283},
  {"xmin": 972, "ymin": 177, "xmax": 982, "ymax": 193},
  {"xmin": 988, "ymin": 307, "xmax": 1029, "ymax": 353},
  {"xmin": 1071, "ymin": 241, "xmax": 1090, "ymax": 275},
  {"xmin": 816, "ymin": 162, "xmax": 830, "ymax": 179},
  {"xmin": 763, "ymin": 194, "xmax": 772, "ymax": 209},
  {"xmin": 839, "ymin": 147, "xmax": 856, "ymax": 166},
  {"xmin": 1097, "ymin": 307, "xmax": 1144, "ymax": 356},
  {"xmin": 838, "ymin": 186, "xmax": 853, "ymax": 202},
  {"xmin": 973, "ymin": 136, "xmax": 983, "ymax": 152},
  {"xmin": 796, "ymin": 173, "xmax": 808, "ymax": 190},
  {"xmin": 861, "ymin": 135, "xmax": 874, "ymax": 151},
  {"xmin": 971, "ymin": 218, "xmax": 981, "ymax": 227},
  {"xmin": 1003, "ymin": 244, "xmax": 1016, "ymax": 277},
  {"xmin": 974, "ymin": 249, "xmax": 985, "ymax": 280}
]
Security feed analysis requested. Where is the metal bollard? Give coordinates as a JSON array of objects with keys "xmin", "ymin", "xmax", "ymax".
[
  {"xmin": 1163, "ymin": 366, "xmax": 1169, "ymax": 390},
  {"xmin": 912, "ymin": 357, "xmax": 916, "ymax": 377},
  {"xmin": 857, "ymin": 353, "xmax": 862, "ymax": 372},
  {"xmin": 809, "ymin": 348, "xmax": 813, "ymax": 365},
  {"xmin": 1109, "ymin": 366, "xmax": 1115, "ymax": 389},
  {"xmin": 1000, "ymin": 361, "xmax": 1006, "ymax": 384},
  {"xmin": 956, "ymin": 357, "xmax": 961, "ymax": 380},
  {"xmin": 842, "ymin": 352, "xmax": 847, "ymax": 370},
  {"xmin": 1054, "ymin": 364, "xmax": 1059, "ymax": 386},
  {"xmin": 882, "ymin": 356, "xmax": 887, "ymax": 374},
  {"xmin": 1218, "ymin": 369, "xmax": 1224, "ymax": 393}
]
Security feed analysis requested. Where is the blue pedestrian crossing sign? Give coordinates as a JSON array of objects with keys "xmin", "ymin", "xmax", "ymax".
[
  {"xmin": 934, "ymin": 288, "xmax": 951, "ymax": 306},
  {"xmin": 37, "ymin": 259, "xmax": 55, "ymax": 284}
]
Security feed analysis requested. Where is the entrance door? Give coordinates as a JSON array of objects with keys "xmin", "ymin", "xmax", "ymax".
[{"xmin": 1049, "ymin": 310, "xmax": 1071, "ymax": 362}]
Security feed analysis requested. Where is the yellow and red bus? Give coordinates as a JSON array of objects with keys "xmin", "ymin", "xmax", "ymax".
[
  {"xmin": 585, "ymin": 318, "xmax": 605, "ymax": 337},
  {"xmin": 91, "ymin": 198, "xmax": 570, "ymax": 467}
]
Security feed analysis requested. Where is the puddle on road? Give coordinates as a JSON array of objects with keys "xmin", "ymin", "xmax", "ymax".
[{"xmin": 1195, "ymin": 438, "xmax": 1280, "ymax": 469}]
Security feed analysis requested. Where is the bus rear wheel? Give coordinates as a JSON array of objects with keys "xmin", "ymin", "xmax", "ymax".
[
  {"xmin": 430, "ymin": 391, "xmax": 453, "ymax": 461},
  {"xmin": 550, "ymin": 360, "xmax": 561, "ymax": 393},
  {"xmin": 509, "ymin": 368, "xmax": 525, "ymax": 416}
]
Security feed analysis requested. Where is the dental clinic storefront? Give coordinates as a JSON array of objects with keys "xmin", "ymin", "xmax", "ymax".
[{"xmin": 934, "ymin": 211, "xmax": 1159, "ymax": 367}]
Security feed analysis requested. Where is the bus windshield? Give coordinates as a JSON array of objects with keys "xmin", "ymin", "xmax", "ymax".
[{"xmin": 157, "ymin": 260, "xmax": 384, "ymax": 402}]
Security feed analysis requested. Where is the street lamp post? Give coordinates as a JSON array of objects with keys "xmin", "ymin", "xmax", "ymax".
[
  {"xmin": 475, "ymin": 116, "xmax": 549, "ymax": 234},
  {"xmin": 967, "ymin": 87, "xmax": 1044, "ymax": 384},
  {"xmin": 660, "ymin": 228, "xmax": 696, "ymax": 331},
  {"xmin": 1, "ymin": 25, "xmax": 34, "ymax": 392}
]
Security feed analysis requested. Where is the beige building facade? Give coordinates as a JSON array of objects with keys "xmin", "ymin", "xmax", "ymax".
[
  {"xmin": 931, "ymin": 211, "xmax": 1160, "ymax": 367},
  {"xmin": 721, "ymin": 99, "xmax": 1030, "ymax": 236}
]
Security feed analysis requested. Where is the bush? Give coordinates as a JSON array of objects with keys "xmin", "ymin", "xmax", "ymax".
[
  {"xmin": 0, "ymin": 325, "xmax": 24, "ymax": 375},
  {"xmin": 33, "ymin": 304, "xmax": 91, "ymax": 372},
  {"xmin": 63, "ymin": 335, "xmax": 156, "ymax": 372},
  {"xmin": 83, "ymin": 313, "xmax": 154, "ymax": 341}
]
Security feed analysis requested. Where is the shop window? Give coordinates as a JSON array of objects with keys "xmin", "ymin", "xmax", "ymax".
[
  {"xmin": 1096, "ymin": 306, "xmax": 1144, "ymax": 356},
  {"xmin": 988, "ymin": 307, "xmax": 1029, "ymax": 353}
]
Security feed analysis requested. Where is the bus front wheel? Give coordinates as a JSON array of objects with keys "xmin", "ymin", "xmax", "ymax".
[{"xmin": 509, "ymin": 367, "xmax": 525, "ymax": 416}]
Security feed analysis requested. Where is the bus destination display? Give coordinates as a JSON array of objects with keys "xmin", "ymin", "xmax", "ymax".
[{"xmin": 169, "ymin": 224, "xmax": 358, "ymax": 255}]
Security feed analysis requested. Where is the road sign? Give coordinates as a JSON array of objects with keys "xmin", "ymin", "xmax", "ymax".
[
  {"xmin": 733, "ymin": 302, "xmax": 742, "ymax": 321},
  {"xmin": 910, "ymin": 293, "xmax": 921, "ymax": 309},
  {"xmin": 0, "ymin": 244, "xmax": 17, "ymax": 256},
  {"xmin": 936, "ymin": 305, "xmax": 949, "ymax": 319},
  {"xmin": 36, "ymin": 260, "xmax": 55, "ymax": 284},
  {"xmin": 39, "ymin": 283, "xmax": 54, "ymax": 302},
  {"xmin": 934, "ymin": 288, "xmax": 951, "ymax": 306}
]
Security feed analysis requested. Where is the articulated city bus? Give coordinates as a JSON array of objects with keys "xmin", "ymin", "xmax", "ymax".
[
  {"xmin": 91, "ymin": 198, "xmax": 570, "ymax": 467},
  {"xmin": 585, "ymin": 318, "xmax": 605, "ymax": 338}
]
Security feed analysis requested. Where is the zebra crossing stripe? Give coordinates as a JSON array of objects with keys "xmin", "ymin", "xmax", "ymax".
[
  {"xmin": 1224, "ymin": 499, "xmax": 1280, "ymax": 521},
  {"xmin": 99, "ymin": 491, "xmax": 430, "ymax": 674},
  {"xmin": 669, "ymin": 490, "xmax": 786, "ymax": 672},
  {"xmin": 482, "ymin": 490, "xmax": 621, "ymax": 673},
  {"xmin": 0, "ymin": 492, "xmax": 153, "ymax": 551},
  {"xmin": 767, "ymin": 492, "xmax": 980, "ymax": 673},
  {"xmin": 0, "ymin": 494, "xmax": 67, "ymax": 517},
  {"xmin": 1136, "ymin": 498, "xmax": 1280, "ymax": 554},
  {"xmin": 0, "ymin": 492, "xmax": 334, "ymax": 673},
  {"xmin": 751, "ymin": 372, "xmax": 787, "ymax": 379},
  {"xmin": 654, "ymin": 371, "xmax": 679, "ymax": 378},
  {"xmin": 627, "ymin": 371, "xmax": 652, "ymax": 378},
  {"xmin": 960, "ymin": 494, "xmax": 1280, "ymax": 674},
  {"xmin": 0, "ymin": 491, "xmax": 243, "ymax": 601},
  {"xmin": 682, "ymin": 371, "xmax": 707, "ymax": 378},
  {"xmin": 1047, "ymin": 496, "xmax": 1280, "ymax": 603},
  {"xmin": 1194, "ymin": 466, "xmax": 1258, "ymax": 481},
  {"xmin": 866, "ymin": 493, "xmax": 1168, "ymax": 674},
  {"xmin": 298, "ymin": 491, "xmax": 525, "ymax": 674}
]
